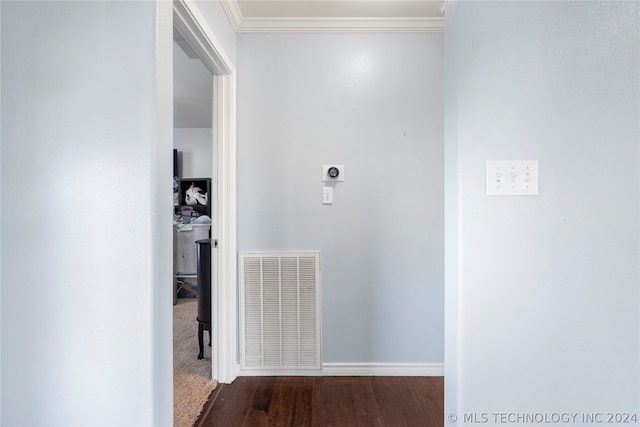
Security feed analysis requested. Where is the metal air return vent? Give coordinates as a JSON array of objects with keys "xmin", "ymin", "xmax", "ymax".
[{"xmin": 239, "ymin": 252, "xmax": 321, "ymax": 371}]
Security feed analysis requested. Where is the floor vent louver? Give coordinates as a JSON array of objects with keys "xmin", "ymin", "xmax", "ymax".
[{"xmin": 239, "ymin": 252, "xmax": 321, "ymax": 370}]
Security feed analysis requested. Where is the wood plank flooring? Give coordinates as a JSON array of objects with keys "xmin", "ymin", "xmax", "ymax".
[{"xmin": 194, "ymin": 376, "xmax": 444, "ymax": 426}]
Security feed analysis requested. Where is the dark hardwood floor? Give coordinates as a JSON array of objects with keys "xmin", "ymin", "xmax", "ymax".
[{"xmin": 194, "ymin": 376, "xmax": 444, "ymax": 426}]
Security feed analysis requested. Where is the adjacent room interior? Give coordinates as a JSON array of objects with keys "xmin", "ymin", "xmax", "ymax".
[{"xmin": 172, "ymin": 26, "xmax": 218, "ymax": 427}]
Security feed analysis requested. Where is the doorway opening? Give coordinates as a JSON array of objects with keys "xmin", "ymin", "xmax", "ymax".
[
  {"xmin": 172, "ymin": 15, "xmax": 217, "ymax": 426},
  {"xmin": 171, "ymin": 0, "xmax": 237, "ymax": 395}
]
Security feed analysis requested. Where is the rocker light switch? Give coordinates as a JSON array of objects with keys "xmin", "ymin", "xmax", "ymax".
[
  {"xmin": 323, "ymin": 187, "xmax": 333, "ymax": 204},
  {"xmin": 486, "ymin": 160, "xmax": 539, "ymax": 196}
]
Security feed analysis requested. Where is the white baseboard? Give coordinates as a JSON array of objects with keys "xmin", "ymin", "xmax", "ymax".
[
  {"xmin": 322, "ymin": 363, "xmax": 444, "ymax": 376},
  {"xmin": 236, "ymin": 366, "xmax": 323, "ymax": 377},
  {"xmin": 235, "ymin": 363, "xmax": 444, "ymax": 377}
]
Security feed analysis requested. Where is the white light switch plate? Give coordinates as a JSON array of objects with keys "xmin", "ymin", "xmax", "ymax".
[
  {"xmin": 486, "ymin": 160, "xmax": 539, "ymax": 196},
  {"xmin": 322, "ymin": 186, "xmax": 333, "ymax": 204}
]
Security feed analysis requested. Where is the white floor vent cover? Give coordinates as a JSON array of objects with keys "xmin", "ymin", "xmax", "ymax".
[{"xmin": 239, "ymin": 252, "xmax": 321, "ymax": 370}]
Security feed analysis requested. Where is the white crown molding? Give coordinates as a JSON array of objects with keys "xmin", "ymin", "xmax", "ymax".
[
  {"xmin": 236, "ymin": 17, "xmax": 445, "ymax": 33},
  {"xmin": 236, "ymin": 363, "xmax": 444, "ymax": 376},
  {"xmin": 220, "ymin": 0, "xmax": 445, "ymax": 33},
  {"xmin": 219, "ymin": 0, "xmax": 243, "ymax": 32}
]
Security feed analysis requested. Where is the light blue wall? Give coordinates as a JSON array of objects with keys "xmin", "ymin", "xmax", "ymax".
[
  {"xmin": 237, "ymin": 33, "xmax": 444, "ymax": 364},
  {"xmin": 1, "ymin": 1, "xmax": 173, "ymax": 425},
  {"xmin": 445, "ymin": 1, "xmax": 639, "ymax": 423},
  {"xmin": 194, "ymin": 0, "xmax": 237, "ymax": 67}
]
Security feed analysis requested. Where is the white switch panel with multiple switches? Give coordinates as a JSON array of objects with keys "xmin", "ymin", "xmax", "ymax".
[{"xmin": 486, "ymin": 160, "xmax": 539, "ymax": 196}]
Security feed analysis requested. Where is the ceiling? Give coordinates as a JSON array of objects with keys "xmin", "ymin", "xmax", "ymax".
[
  {"xmin": 235, "ymin": 0, "xmax": 444, "ymax": 18},
  {"xmin": 174, "ymin": 34, "xmax": 213, "ymax": 128},
  {"xmin": 222, "ymin": 0, "xmax": 446, "ymax": 32}
]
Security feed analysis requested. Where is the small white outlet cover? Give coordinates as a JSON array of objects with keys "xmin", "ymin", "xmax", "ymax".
[
  {"xmin": 322, "ymin": 165, "xmax": 344, "ymax": 182},
  {"xmin": 486, "ymin": 160, "xmax": 539, "ymax": 196}
]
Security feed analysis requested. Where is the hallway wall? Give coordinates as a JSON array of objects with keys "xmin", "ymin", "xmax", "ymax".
[
  {"xmin": 237, "ymin": 33, "xmax": 445, "ymax": 365},
  {"xmin": 1, "ymin": 1, "xmax": 173, "ymax": 424},
  {"xmin": 445, "ymin": 1, "xmax": 639, "ymax": 422}
]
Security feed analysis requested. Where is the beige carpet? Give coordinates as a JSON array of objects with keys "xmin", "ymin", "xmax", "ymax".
[{"xmin": 174, "ymin": 298, "xmax": 217, "ymax": 427}]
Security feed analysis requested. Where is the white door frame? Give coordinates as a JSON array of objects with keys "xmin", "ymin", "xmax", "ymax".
[{"xmin": 173, "ymin": 0, "xmax": 237, "ymax": 384}]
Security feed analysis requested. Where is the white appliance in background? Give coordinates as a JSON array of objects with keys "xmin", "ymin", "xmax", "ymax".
[{"xmin": 174, "ymin": 223, "xmax": 211, "ymax": 276}]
